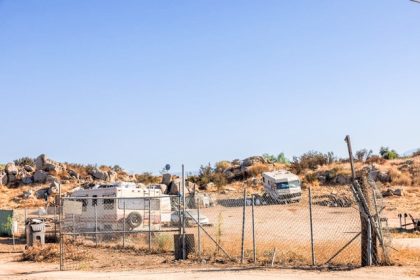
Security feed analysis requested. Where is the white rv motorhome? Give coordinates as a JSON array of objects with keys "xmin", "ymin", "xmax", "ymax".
[
  {"xmin": 67, "ymin": 182, "xmax": 173, "ymax": 232},
  {"xmin": 262, "ymin": 171, "xmax": 302, "ymax": 203}
]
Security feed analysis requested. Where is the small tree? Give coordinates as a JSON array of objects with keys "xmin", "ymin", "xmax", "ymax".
[{"xmin": 379, "ymin": 147, "xmax": 399, "ymax": 160}]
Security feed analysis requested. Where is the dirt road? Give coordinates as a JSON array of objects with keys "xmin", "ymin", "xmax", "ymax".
[{"xmin": 1, "ymin": 252, "xmax": 419, "ymax": 280}]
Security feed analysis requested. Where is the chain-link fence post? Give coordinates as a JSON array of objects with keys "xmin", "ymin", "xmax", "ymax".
[
  {"xmin": 240, "ymin": 187, "xmax": 246, "ymax": 264},
  {"xmin": 59, "ymin": 185, "xmax": 63, "ymax": 271},
  {"xmin": 309, "ymin": 187, "xmax": 315, "ymax": 266},
  {"xmin": 95, "ymin": 205, "xmax": 98, "ymax": 247},
  {"xmin": 148, "ymin": 197, "xmax": 152, "ymax": 253},
  {"xmin": 123, "ymin": 200, "xmax": 126, "ymax": 248},
  {"xmin": 251, "ymin": 194, "xmax": 256, "ymax": 263},
  {"xmin": 197, "ymin": 201, "xmax": 201, "ymax": 260}
]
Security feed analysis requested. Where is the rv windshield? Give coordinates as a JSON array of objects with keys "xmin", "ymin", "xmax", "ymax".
[{"xmin": 276, "ymin": 180, "xmax": 300, "ymax": 190}]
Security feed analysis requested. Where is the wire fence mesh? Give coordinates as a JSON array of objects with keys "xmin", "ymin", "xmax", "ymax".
[{"xmin": 58, "ymin": 186, "xmax": 391, "ymax": 270}]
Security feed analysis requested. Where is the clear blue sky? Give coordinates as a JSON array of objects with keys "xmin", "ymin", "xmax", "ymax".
[{"xmin": 1, "ymin": 1, "xmax": 419, "ymax": 174}]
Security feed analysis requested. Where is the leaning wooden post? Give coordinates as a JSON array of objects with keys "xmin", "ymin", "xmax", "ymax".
[{"xmin": 344, "ymin": 135, "xmax": 369, "ymax": 266}]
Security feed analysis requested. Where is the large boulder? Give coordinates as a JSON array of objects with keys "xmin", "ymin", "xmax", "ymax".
[
  {"xmin": 46, "ymin": 175, "xmax": 57, "ymax": 184},
  {"xmin": 377, "ymin": 172, "xmax": 391, "ymax": 183},
  {"xmin": 22, "ymin": 189, "xmax": 33, "ymax": 199},
  {"xmin": 0, "ymin": 172, "xmax": 8, "ymax": 185},
  {"xmin": 382, "ymin": 188, "xmax": 394, "ymax": 197},
  {"xmin": 35, "ymin": 154, "xmax": 62, "ymax": 173},
  {"xmin": 24, "ymin": 165, "xmax": 34, "ymax": 172},
  {"xmin": 5, "ymin": 163, "xmax": 18, "ymax": 176},
  {"xmin": 35, "ymin": 154, "xmax": 48, "ymax": 170},
  {"xmin": 108, "ymin": 170, "xmax": 117, "ymax": 182},
  {"xmin": 335, "ymin": 174, "xmax": 350, "ymax": 185},
  {"xmin": 33, "ymin": 170, "xmax": 48, "ymax": 183},
  {"xmin": 48, "ymin": 181, "xmax": 60, "ymax": 195},
  {"xmin": 89, "ymin": 169, "xmax": 109, "ymax": 181},
  {"xmin": 161, "ymin": 173, "xmax": 172, "ymax": 186},
  {"xmin": 68, "ymin": 169, "xmax": 79, "ymax": 179},
  {"xmin": 22, "ymin": 176, "xmax": 33, "ymax": 185},
  {"xmin": 241, "ymin": 156, "xmax": 266, "ymax": 168},
  {"xmin": 393, "ymin": 188, "xmax": 404, "ymax": 197},
  {"xmin": 7, "ymin": 174, "xmax": 17, "ymax": 184}
]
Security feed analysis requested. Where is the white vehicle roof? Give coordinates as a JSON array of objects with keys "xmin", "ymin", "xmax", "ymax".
[
  {"xmin": 70, "ymin": 182, "xmax": 163, "ymax": 197},
  {"xmin": 262, "ymin": 170, "xmax": 300, "ymax": 183}
]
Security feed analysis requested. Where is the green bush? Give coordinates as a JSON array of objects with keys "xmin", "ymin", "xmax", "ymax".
[
  {"xmin": 262, "ymin": 153, "xmax": 289, "ymax": 164},
  {"xmin": 379, "ymin": 147, "xmax": 399, "ymax": 160}
]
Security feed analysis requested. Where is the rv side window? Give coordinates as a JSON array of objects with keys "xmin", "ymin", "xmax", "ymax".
[
  {"xmin": 77, "ymin": 199, "xmax": 88, "ymax": 212},
  {"xmin": 92, "ymin": 195, "xmax": 97, "ymax": 206},
  {"xmin": 103, "ymin": 198, "xmax": 115, "ymax": 210}
]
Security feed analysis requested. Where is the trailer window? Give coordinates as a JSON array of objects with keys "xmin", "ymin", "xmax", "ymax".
[
  {"xmin": 92, "ymin": 195, "xmax": 97, "ymax": 206},
  {"xmin": 77, "ymin": 199, "xmax": 88, "ymax": 212},
  {"xmin": 276, "ymin": 180, "xmax": 300, "ymax": 189},
  {"xmin": 103, "ymin": 198, "xmax": 115, "ymax": 210}
]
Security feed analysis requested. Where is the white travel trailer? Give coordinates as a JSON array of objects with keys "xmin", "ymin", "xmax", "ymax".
[
  {"xmin": 262, "ymin": 170, "xmax": 302, "ymax": 203},
  {"xmin": 66, "ymin": 182, "xmax": 173, "ymax": 232}
]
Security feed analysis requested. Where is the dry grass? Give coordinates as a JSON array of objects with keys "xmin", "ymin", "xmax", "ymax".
[
  {"xmin": 389, "ymin": 247, "xmax": 420, "ymax": 266},
  {"xmin": 21, "ymin": 243, "xmax": 92, "ymax": 262},
  {"xmin": 389, "ymin": 169, "xmax": 412, "ymax": 186},
  {"xmin": 247, "ymin": 163, "xmax": 270, "ymax": 177}
]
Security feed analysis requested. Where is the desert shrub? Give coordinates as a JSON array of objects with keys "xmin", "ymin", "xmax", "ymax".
[
  {"xmin": 247, "ymin": 163, "xmax": 269, "ymax": 177},
  {"xmin": 197, "ymin": 164, "xmax": 213, "ymax": 185},
  {"xmin": 262, "ymin": 153, "xmax": 289, "ymax": 164},
  {"xmin": 215, "ymin": 161, "xmax": 231, "ymax": 172},
  {"xmin": 211, "ymin": 172, "xmax": 228, "ymax": 188},
  {"xmin": 291, "ymin": 151, "xmax": 333, "ymax": 174},
  {"xmin": 0, "ymin": 164, "xmax": 5, "ymax": 171},
  {"xmin": 85, "ymin": 164, "xmax": 96, "ymax": 174},
  {"xmin": 152, "ymin": 234, "xmax": 172, "ymax": 252},
  {"xmin": 99, "ymin": 165, "xmax": 111, "ymax": 171},
  {"xmin": 135, "ymin": 172, "xmax": 160, "ymax": 184},
  {"xmin": 14, "ymin": 157, "xmax": 35, "ymax": 166},
  {"xmin": 355, "ymin": 149, "xmax": 373, "ymax": 162},
  {"xmin": 112, "ymin": 165, "xmax": 123, "ymax": 172},
  {"xmin": 380, "ymin": 147, "xmax": 399, "ymax": 160},
  {"xmin": 304, "ymin": 172, "xmax": 318, "ymax": 184},
  {"xmin": 365, "ymin": 155, "xmax": 386, "ymax": 164},
  {"xmin": 193, "ymin": 164, "xmax": 229, "ymax": 188}
]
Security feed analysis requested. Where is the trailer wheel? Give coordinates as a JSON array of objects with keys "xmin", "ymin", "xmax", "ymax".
[{"xmin": 126, "ymin": 212, "xmax": 142, "ymax": 229}]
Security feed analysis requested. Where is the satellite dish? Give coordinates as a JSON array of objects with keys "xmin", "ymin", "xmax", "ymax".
[{"xmin": 165, "ymin": 164, "xmax": 171, "ymax": 171}]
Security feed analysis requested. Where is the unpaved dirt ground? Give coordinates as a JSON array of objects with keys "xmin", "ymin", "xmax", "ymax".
[
  {"xmin": 0, "ymin": 252, "xmax": 419, "ymax": 280},
  {"xmin": 1, "ymin": 237, "xmax": 419, "ymax": 280}
]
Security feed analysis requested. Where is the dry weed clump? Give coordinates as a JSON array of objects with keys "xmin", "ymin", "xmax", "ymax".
[
  {"xmin": 21, "ymin": 244, "xmax": 92, "ymax": 263},
  {"xmin": 389, "ymin": 169, "xmax": 412, "ymax": 186},
  {"xmin": 247, "ymin": 163, "xmax": 269, "ymax": 177}
]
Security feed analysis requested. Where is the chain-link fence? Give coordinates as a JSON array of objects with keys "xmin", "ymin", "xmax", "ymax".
[
  {"xmin": 60, "ymin": 195, "xmax": 181, "ymax": 270},
  {"xmin": 58, "ymin": 186, "xmax": 391, "ymax": 270},
  {"xmin": 184, "ymin": 186, "xmax": 363, "ymax": 267}
]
